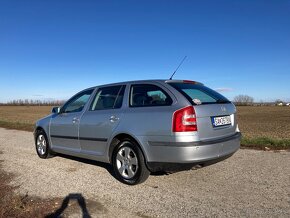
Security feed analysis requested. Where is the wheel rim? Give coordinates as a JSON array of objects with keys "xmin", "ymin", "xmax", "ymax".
[
  {"xmin": 37, "ymin": 134, "xmax": 47, "ymax": 155},
  {"xmin": 116, "ymin": 144, "xmax": 138, "ymax": 179}
]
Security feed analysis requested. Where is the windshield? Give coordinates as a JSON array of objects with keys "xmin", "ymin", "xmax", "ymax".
[{"xmin": 169, "ymin": 83, "xmax": 231, "ymax": 105}]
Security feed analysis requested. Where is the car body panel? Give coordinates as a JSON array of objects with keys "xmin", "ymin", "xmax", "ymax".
[
  {"xmin": 194, "ymin": 103, "xmax": 237, "ymax": 140},
  {"xmin": 79, "ymin": 108, "xmax": 124, "ymax": 157},
  {"xmin": 34, "ymin": 79, "xmax": 241, "ymax": 170},
  {"xmin": 49, "ymin": 112, "xmax": 81, "ymax": 152}
]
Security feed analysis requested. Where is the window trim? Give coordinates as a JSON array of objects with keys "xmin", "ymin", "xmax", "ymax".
[{"xmin": 129, "ymin": 84, "xmax": 173, "ymax": 108}]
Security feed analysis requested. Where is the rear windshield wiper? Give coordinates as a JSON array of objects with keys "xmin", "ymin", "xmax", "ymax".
[{"xmin": 216, "ymin": 99, "xmax": 231, "ymax": 103}]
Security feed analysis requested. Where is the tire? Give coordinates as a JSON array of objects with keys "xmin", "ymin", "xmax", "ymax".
[
  {"xmin": 112, "ymin": 138, "xmax": 150, "ymax": 185},
  {"xmin": 35, "ymin": 129, "xmax": 54, "ymax": 159}
]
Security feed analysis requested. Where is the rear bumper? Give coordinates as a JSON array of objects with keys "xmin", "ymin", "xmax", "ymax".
[
  {"xmin": 147, "ymin": 152, "xmax": 235, "ymax": 172},
  {"xmin": 145, "ymin": 132, "xmax": 241, "ymax": 172}
]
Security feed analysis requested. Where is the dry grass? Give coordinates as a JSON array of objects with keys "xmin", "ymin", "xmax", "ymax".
[{"xmin": 0, "ymin": 106, "xmax": 51, "ymax": 131}]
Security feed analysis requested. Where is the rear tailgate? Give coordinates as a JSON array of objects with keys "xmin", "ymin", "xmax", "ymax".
[
  {"xmin": 167, "ymin": 81, "xmax": 238, "ymax": 141},
  {"xmin": 194, "ymin": 103, "xmax": 237, "ymax": 140}
]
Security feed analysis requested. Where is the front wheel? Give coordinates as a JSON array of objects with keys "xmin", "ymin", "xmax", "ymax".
[
  {"xmin": 35, "ymin": 129, "xmax": 54, "ymax": 159},
  {"xmin": 112, "ymin": 139, "xmax": 150, "ymax": 185}
]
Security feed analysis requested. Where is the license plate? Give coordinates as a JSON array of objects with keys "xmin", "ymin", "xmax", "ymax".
[{"xmin": 211, "ymin": 115, "xmax": 231, "ymax": 127}]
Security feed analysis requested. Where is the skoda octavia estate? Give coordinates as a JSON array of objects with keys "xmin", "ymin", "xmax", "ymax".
[{"xmin": 34, "ymin": 80, "xmax": 241, "ymax": 185}]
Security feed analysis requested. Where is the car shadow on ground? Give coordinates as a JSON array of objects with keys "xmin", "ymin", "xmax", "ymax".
[
  {"xmin": 56, "ymin": 152, "xmax": 231, "ymax": 179},
  {"xmin": 56, "ymin": 153, "xmax": 116, "ymax": 177},
  {"xmin": 55, "ymin": 153, "xmax": 218, "ymax": 178},
  {"xmin": 55, "ymin": 153, "xmax": 170, "ymax": 177}
]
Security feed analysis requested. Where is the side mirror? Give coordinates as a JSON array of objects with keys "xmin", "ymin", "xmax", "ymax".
[{"xmin": 51, "ymin": 107, "xmax": 60, "ymax": 114}]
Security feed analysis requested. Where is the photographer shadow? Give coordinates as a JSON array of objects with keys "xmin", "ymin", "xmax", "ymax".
[{"xmin": 45, "ymin": 193, "xmax": 91, "ymax": 218}]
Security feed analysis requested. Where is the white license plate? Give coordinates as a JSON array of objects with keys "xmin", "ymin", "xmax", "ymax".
[{"xmin": 211, "ymin": 116, "xmax": 231, "ymax": 127}]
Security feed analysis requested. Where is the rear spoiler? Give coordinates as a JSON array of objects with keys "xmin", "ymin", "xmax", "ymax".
[{"xmin": 165, "ymin": 80, "xmax": 204, "ymax": 86}]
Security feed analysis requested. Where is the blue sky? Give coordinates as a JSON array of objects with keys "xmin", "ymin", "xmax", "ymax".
[{"xmin": 0, "ymin": 0, "xmax": 289, "ymax": 103}]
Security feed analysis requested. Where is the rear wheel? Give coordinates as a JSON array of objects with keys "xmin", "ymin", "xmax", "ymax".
[
  {"xmin": 35, "ymin": 129, "xmax": 54, "ymax": 159},
  {"xmin": 112, "ymin": 138, "xmax": 150, "ymax": 185}
]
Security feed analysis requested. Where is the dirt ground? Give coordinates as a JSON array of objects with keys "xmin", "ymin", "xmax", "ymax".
[{"xmin": 0, "ymin": 128, "xmax": 289, "ymax": 217}]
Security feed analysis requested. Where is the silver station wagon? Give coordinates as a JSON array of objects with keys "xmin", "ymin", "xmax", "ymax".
[{"xmin": 34, "ymin": 80, "xmax": 241, "ymax": 185}]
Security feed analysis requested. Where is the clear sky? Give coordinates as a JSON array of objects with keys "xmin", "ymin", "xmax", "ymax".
[{"xmin": 0, "ymin": 0, "xmax": 289, "ymax": 103}]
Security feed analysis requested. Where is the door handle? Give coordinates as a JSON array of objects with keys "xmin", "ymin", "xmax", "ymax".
[
  {"xmin": 72, "ymin": 117, "xmax": 80, "ymax": 124},
  {"xmin": 109, "ymin": 115, "xmax": 119, "ymax": 122}
]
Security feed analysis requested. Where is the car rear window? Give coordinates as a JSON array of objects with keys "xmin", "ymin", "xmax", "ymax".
[{"xmin": 169, "ymin": 83, "xmax": 230, "ymax": 105}]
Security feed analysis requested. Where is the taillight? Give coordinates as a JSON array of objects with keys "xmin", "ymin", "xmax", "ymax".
[{"xmin": 172, "ymin": 106, "xmax": 197, "ymax": 132}]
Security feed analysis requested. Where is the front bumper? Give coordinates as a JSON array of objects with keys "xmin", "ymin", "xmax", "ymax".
[{"xmin": 145, "ymin": 132, "xmax": 241, "ymax": 172}]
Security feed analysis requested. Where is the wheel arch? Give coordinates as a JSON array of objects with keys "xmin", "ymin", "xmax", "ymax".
[
  {"xmin": 34, "ymin": 126, "xmax": 46, "ymax": 138},
  {"xmin": 34, "ymin": 125, "xmax": 52, "ymax": 149},
  {"xmin": 108, "ymin": 133, "xmax": 148, "ymax": 165}
]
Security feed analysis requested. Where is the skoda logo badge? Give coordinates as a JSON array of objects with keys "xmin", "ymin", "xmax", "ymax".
[{"xmin": 221, "ymin": 106, "xmax": 226, "ymax": 112}]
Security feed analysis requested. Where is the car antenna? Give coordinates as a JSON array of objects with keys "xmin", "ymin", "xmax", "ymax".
[{"xmin": 169, "ymin": 56, "xmax": 187, "ymax": 80}]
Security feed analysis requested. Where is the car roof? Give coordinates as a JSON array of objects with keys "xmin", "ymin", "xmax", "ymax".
[{"xmin": 90, "ymin": 79, "xmax": 202, "ymax": 89}]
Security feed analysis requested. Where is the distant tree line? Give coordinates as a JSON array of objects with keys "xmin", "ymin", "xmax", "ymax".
[
  {"xmin": 1, "ymin": 99, "xmax": 65, "ymax": 106},
  {"xmin": 232, "ymin": 95, "xmax": 289, "ymax": 106},
  {"xmin": 233, "ymin": 95, "xmax": 254, "ymax": 106}
]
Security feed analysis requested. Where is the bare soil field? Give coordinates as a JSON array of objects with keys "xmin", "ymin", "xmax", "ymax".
[
  {"xmin": 237, "ymin": 106, "xmax": 290, "ymax": 140},
  {"xmin": 0, "ymin": 105, "xmax": 289, "ymax": 148}
]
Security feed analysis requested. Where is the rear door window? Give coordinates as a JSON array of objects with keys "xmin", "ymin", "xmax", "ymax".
[
  {"xmin": 169, "ymin": 83, "xmax": 230, "ymax": 105},
  {"xmin": 130, "ymin": 84, "xmax": 172, "ymax": 107},
  {"xmin": 90, "ymin": 85, "xmax": 125, "ymax": 110}
]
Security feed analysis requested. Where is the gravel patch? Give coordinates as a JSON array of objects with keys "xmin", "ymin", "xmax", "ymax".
[{"xmin": 0, "ymin": 128, "xmax": 289, "ymax": 217}]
